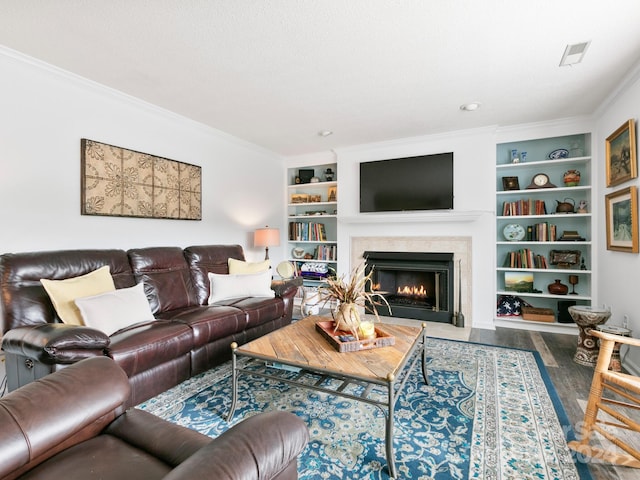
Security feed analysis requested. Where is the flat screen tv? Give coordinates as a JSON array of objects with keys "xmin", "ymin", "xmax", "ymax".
[{"xmin": 359, "ymin": 152, "xmax": 454, "ymax": 213}]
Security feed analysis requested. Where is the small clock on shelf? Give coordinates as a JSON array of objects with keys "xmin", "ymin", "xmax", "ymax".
[
  {"xmin": 503, "ymin": 223, "xmax": 526, "ymax": 241},
  {"xmin": 526, "ymin": 173, "xmax": 557, "ymax": 189}
]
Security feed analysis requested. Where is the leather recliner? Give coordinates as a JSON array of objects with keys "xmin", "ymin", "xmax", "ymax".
[{"xmin": 0, "ymin": 356, "xmax": 309, "ymax": 480}]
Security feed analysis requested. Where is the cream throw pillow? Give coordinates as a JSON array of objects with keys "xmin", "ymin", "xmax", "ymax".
[
  {"xmin": 228, "ymin": 258, "xmax": 271, "ymax": 274},
  {"xmin": 74, "ymin": 283, "xmax": 155, "ymax": 336},
  {"xmin": 41, "ymin": 265, "xmax": 115, "ymax": 325},
  {"xmin": 208, "ymin": 270, "xmax": 275, "ymax": 304}
]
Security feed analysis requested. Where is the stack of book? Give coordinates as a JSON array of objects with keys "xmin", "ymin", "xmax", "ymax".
[{"xmin": 558, "ymin": 230, "xmax": 585, "ymax": 241}]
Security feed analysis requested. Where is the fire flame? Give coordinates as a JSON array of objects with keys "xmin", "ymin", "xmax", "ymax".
[
  {"xmin": 397, "ymin": 285, "xmax": 428, "ymax": 297},
  {"xmin": 372, "ymin": 283, "xmax": 429, "ymax": 298}
]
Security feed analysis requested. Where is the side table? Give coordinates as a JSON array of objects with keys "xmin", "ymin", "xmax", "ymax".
[{"xmin": 568, "ymin": 306, "xmax": 612, "ymax": 367}]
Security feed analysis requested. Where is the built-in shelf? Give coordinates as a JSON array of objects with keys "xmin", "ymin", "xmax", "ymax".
[{"xmin": 495, "ymin": 132, "xmax": 593, "ymax": 332}]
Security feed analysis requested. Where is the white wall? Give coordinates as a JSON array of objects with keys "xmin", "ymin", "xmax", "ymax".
[
  {"xmin": 595, "ymin": 65, "xmax": 640, "ymax": 374},
  {"xmin": 333, "ymin": 128, "xmax": 496, "ymax": 330},
  {"xmin": 0, "ymin": 48, "xmax": 285, "ymax": 261}
]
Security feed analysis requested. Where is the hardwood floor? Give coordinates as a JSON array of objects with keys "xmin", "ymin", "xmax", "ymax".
[{"xmin": 470, "ymin": 327, "xmax": 637, "ymax": 480}]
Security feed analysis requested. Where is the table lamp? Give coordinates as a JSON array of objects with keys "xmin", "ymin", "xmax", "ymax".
[{"xmin": 254, "ymin": 226, "xmax": 280, "ymax": 260}]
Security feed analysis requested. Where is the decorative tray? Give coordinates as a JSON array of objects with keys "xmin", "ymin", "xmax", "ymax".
[{"xmin": 315, "ymin": 321, "xmax": 395, "ymax": 353}]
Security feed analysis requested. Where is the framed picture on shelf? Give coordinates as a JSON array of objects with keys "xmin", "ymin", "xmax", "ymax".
[
  {"xmin": 605, "ymin": 186, "xmax": 638, "ymax": 253},
  {"xmin": 502, "ymin": 176, "xmax": 520, "ymax": 191},
  {"xmin": 290, "ymin": 193, "xmax": 309, "ymax": 204},
  {"xmin": 606, "ymin": 119, "xmax": 637, "ymax": 187},
  {"xmin": 327, "ymin": 186, "xmax": 337, "ymax": 202},
  {"xmin": 504, "ymin": 271, "xmax": 534, "ymax": 293}
]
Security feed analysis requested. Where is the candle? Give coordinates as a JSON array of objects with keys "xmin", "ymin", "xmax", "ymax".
[{"xmin": 358, "ymin": 321, "xmax": 376, "ymax": 339}]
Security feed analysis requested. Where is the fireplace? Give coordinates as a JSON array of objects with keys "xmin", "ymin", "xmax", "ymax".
[{"xmin": 364, "ymin": 251, "xmax": 454, "ymax": 323}]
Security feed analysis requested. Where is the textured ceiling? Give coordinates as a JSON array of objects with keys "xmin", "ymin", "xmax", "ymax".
[{"xmin": 2, "ymin": 1, "xmax": 640, "ymax": 156}]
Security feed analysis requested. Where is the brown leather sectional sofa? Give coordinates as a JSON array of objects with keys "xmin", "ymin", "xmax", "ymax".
[
  {"xmin": 0, "ymin": 244, "xmax": 299, "ymax": 406},
  {"xmin": 0, "ymin": 356, "xmax": 309, "ymax": 480}
]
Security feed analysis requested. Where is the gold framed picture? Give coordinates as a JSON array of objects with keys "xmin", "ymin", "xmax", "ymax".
[
  {"xmin": 606, "ymin": 119, "xmax": 637, "ymax": 187},
  {"xmin": 290, "ymin": 193, "xmax": 309, "ymax": 204},
  {"xmin": 605, "ymin": 186, "xmax": 638, "ymax": 253},
  {"xmin": 327, "ymin": 186, "xmax": 337, "ymax": 202}
]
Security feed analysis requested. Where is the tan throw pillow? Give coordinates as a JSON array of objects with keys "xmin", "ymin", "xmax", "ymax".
[
  {"xmin": 208, "ymin": 270, "xmax": 275, "ymax": 304},
  {"xmin": 228, "ymin": 258, "xmax": 271, "ymax": 274},
  {"xmin": 75, "ymin": 283, "xmax": 155, "ymax": 336},
  {"xmin": 40, "ymin": 266, "xmax": 115, "ymax": 325}
]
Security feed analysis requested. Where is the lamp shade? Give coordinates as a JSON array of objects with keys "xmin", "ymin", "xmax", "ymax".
[
  {"xmin": 254, "ymin": 227, "xmax": 280, "ymax": 247},
  {"xmin": 254, "ymin": 227, "xmax": 280, "ymax": 260}
]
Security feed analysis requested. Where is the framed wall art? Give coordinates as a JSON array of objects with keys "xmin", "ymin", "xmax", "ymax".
[
  {"xmin": 81, "ymin": 139, "xmax": 202, "ymax": 220},
  {"xmin": 605, "ymin": 186, "xmax": 638, "ymax": 253},
  {"xmin": 605, "ymin": 119, "xmax": 637, "ymax": 187}
]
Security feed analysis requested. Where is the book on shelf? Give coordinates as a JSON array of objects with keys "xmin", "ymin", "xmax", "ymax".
[
  {"xmin": 288, "ymin": 221, "xmax": 328, "ymax": 241},
  {"xmin": 526, "ymin": 222, "xmax": 557, "ymax": 241},
  {"xmin": 503, "ymin": 248, "xmax": 548, "ymax": 269},
  {"xmin": 313, "ymin": 244, "xmax": 337, "ymax": 261},
  {"xmin": 502, "ymin": 199, "xmax": 547, "ymax": 216}
]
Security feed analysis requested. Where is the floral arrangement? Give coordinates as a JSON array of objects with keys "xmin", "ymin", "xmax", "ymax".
[{"xmin": 315, "ymin": 263, "xmax": 391, "ymax": 340}]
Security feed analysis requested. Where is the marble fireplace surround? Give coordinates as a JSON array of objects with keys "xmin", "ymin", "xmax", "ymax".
[{"xmin": 351, "ymin": 236, "xmax": 472, "ymax": 327}]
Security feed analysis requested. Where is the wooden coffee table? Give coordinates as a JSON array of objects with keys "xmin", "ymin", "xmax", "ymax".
[{"xmin": 227, "ymin": 315, "xmax": 428, "ymax": 478}]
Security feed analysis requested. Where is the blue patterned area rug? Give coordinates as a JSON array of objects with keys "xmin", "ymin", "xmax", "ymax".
[{"xmin": 138, "ymin": 338, "xmax": 592, "ymax": 480}]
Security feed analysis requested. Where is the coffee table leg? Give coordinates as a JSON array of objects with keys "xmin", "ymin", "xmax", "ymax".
[
  {"xmin": 386, "ymin": 376, "xmax": 396, "ymax": 479},
  {"xmin": 227, "ymin": 342, "xmax": 238, "ymax": 422}
]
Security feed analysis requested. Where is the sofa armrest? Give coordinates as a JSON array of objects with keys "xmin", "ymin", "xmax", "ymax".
[
  {"xmin": 0, "ymin": 357, "xmax": 129, "ymax": 480},
  {"xmin": 104, "ymin": 408, "xmax": 210, "ymax": 467},
  {"xmin": 162, "ymin": 411, "xmax": 309, "ymax": 480},
  {"xmin": 271, "ymin": 277, "xmax": 303, "ymax": 298},
  {"xmin": 2, "ymin": 324, "xmax": 110, "ymax": 364}
]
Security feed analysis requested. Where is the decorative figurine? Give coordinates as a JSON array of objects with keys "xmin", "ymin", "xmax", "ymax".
[{"xmin": 577, "ymin": 200, "xmax": 588, "ymax": 213}]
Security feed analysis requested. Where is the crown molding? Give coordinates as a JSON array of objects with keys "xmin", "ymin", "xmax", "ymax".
[{"xmin": 0, "ymin": 45, "xmax": 281, "ymax": 160}]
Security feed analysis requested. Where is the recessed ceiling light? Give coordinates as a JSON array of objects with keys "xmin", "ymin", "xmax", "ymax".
[
  {"xmin": 460, "ymin": 102, "xmax": 480, "ymax": 111},
  {"xmin": 318, "ymin": 130, "xmax": 333, "ymax": 137},
  {"xmin": 560, "ymin": 41, "xmax": 590, "ymax": 66}
]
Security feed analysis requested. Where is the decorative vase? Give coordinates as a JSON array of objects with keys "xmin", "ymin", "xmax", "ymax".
[
  {"xmin": 548, "ymin": 279, "xmax": 569, "ymax": 295},
  {"xmin": 334, "ymin": 302, "xmax": 361, "ymax": 335},
  {"xmin": 563, "ymin": 169, "xmax": 581, "ymax": 186}
]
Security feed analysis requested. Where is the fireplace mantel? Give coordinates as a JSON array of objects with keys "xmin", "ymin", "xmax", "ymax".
[{"xmin": 339, "ymin": 210, "xmax": 487, "ymax": 224}]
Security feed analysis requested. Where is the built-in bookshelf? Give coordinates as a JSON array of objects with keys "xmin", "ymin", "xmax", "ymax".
[
  {"xmin": 495, "ymin": 133, "xmax": 592, "ymax": 332},
  {"xmin": 286, "ymin": 163, "xmax": 338, "ymax": 291}
]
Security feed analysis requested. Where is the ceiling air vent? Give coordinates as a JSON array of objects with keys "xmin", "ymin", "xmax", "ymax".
[{"xmin": 559, "ymin": 41, "xmax": 591, "ymax": 66}]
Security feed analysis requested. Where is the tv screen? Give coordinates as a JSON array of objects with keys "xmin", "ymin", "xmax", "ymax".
[{"xmin": 359, "ymin": 152, "xmax": 454, "ymax": 213}]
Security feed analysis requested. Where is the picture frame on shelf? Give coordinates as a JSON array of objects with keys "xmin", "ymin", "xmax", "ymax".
[
  {"xmin": 549, "ymin": 250, "xmax": 581, "ymax": 268},
  {"xmin": 291, "ymin": 193, "xmax": 309, "ymax": 204},
  {"xmin": 328, "ymin": 186, "xmax": 337, "ymax": 202},
  {"xmin": 605, "ymin": 119, "xmax": 637, "ymax": 187},
  {"xmin": 504, "ymin": 271, "xmax": 534, "ymax": 293},
  {"xmin": 502, "ymin": 176, "xmax": 520, "ymax": 191},
  {"xmin": 605, "ymin": 186, "xmax": 639, "ymax": 253}
]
